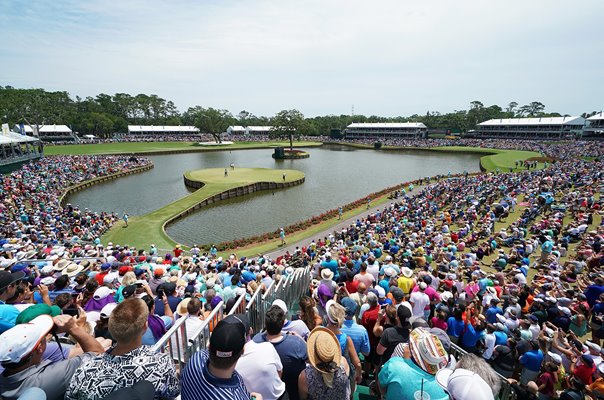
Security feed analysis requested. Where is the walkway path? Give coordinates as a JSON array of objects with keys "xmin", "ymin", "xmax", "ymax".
[{"xmin": 265, "ymin": 184, "xmax": 428, "ymax": 258}]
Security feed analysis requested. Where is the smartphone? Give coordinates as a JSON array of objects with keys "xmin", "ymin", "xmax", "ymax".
[
  {"xmin": 338, "ymin": 282, "xmax": 345, "ymax": 287},
  {"xmin": 63, "ymin": 306, "xmax": 80, "ymax": 318},
  {"xmin": 381, "ymin": 304, "xmax": 388, "ymax": 310}
]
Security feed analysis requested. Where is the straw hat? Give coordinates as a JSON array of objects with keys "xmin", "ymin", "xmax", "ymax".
[
  {"xmin": 307, "ymin": 326, "xmax": 341, "ymax": 376},
  {"xmin": 408, "ymin": 327, "xmax": 448, "ymax": 375},
  {"xmin": 177, "ymin": 298, "xmax": 192, "ymax": 316},
  {"xmin": 64, "ymin": 262, "xmax": 84, "ymax": 277},
  {"xmin": 321, "ymin": 268, "xmax": 334, "ymax": 281}
]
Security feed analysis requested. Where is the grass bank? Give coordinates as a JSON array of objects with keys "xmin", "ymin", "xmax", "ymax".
[
  {"xmin": 101, "ymin": 167, "xmax": 304, "ymax": 250},
  {"xmin": 44, "ymin": 141, "xmax": 323, "ymax": 156}
]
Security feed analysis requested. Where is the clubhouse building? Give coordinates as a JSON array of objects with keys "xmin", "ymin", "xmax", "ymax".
[
  {"xmin": 583, "ymin": 112, "xmax": 604, "ymax": 139},
  {"xmin": 476, "ymin": 116, "xmax": 586, "ymax": 139},
  {"xmin": 127, "ymin": 125, "xmax": 200, "ymax": 135},
  {"xmin": 344, "ymin": 122, "xmax": 428, "ymax": 139}
]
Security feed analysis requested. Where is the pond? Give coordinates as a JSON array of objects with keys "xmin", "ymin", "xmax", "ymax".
[{"xmin": 67, "ymin": 145, "xmax": 482, "ymax": 246}]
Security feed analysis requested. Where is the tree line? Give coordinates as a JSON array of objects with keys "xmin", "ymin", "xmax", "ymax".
[{"xmin": 0, "ymin": 86, "xmax": 599, "ymax": 138}]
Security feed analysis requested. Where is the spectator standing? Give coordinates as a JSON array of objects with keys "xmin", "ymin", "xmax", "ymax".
[
  {"xmin": 65, "ymin": 298, "xmax": 180, "ymax": 399},
  {"xmin": 181, "ymin": 318, "xmax": 262, "ymax": 400}
]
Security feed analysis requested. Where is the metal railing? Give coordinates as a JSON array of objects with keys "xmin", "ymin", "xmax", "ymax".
[
  {"xmin": 187, "ymin": 301, "xmax": 224, "ymax": 359},
  {"xmin": 227, "ymin": 292, "xmax": 247, "ymax": 316},
  {"xmin": 245, "ymin": 285, "xmax": 264, "ymax": 333},
  {"xmin": 152, "ymin": 300, "xmax": 224, "ymax": 369},
  {"xmin": 151, "ymin": 313, "xmax": 190, "ymax": 371},
  {"xmin": 151, "ymin": 266, "xmax": 312, "ymax": 369}
]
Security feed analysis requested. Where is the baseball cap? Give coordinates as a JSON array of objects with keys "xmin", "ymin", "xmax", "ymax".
[
  {"xmin": 223, "ymin": 313, "xmax": 250, "ymax": 335},
  {"xmin": 16, "ymin": 304, "xmax": 62, "ymax": 325},
  {"xmin": 0, "ymin": 270, "xmax": 25, "ymax": 291},
  {"xmin": 0, "ymin": 315, "xmax": 54, "ymax": 364},
  {"xmin": 122, "ymin": 285, "xmax": 136, "ymax": 299},
  {"xmin": 100, "ymin": 303, "xmax": 118, "ymax": 319},
  {"xmin": 341, "ymin": 297, "xmax": 358, "ymax": 317},
  {"xmin": 272, "ymin": 299, "xmax": 288, "ymax": 314},
  {"xmin": 391, "ymin": 287, "xmax": 405, "ymax": 302},
  {"xmin": 209, "ymin": 319, "xmax": 246, "ymax": 359},
  {"xmin": 436, "ymin": 367, "xmax": 494, "ymax": 400}
]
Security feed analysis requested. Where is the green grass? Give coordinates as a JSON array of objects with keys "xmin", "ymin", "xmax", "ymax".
[
  {"xmin": 44, "ymin": 141, "xmax": 323, "ymax": 156},
  {"xmin": 102, "ymin": 167, "xmax": 305, "ymax": 250},
  {"xmin": 324, "ymin": 142, "xmax": 543, "ymax": 172}
]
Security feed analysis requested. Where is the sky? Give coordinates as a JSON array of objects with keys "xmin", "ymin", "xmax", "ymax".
[{"xmin": 0, "ymin": 0, "xmax": 602, "ymax": 117}]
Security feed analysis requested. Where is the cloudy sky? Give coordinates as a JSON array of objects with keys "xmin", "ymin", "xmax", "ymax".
[{"xmin": 1, "ymin": 0, "xmax": 601, "ymax": 117}]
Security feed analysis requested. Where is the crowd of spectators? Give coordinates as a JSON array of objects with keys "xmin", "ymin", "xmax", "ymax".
[{"xmin": 0, "ymin": 148, "xmax": 602, "ymax": 399}]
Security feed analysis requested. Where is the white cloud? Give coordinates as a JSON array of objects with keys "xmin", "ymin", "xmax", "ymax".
[{"xmin": 1, "ymin": 0, "xmax": 602, "ymax": 116}]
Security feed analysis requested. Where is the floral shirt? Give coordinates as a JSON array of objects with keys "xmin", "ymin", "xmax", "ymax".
[{"xmin": 65, "ymin": 345, "xmax": 180, "ymax": 399}]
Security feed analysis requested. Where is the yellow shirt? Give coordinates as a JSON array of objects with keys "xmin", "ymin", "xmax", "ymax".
[{"xmin": 397, "ymin": 276, "xmax": 415, "ymax": 294}]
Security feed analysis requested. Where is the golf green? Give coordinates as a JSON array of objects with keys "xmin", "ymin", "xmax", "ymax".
[{"xmin": 102, "ymin": 167, "xmax": 305, "ymax": 250}]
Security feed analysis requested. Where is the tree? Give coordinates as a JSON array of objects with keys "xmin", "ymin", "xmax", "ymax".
[
  {"xmin": 183, "ymin": 106, "xmax": 234, "ymax": 143},
  {"xmin": 269, "ymin": 109, "xmax": 305, "ymax": 150},
  {"xmin": 506, "ymin": 102, "xmax": 518, "ymax": 115},
  {"xmin": 518, "ymin": 101, "xmax": 545, "ymax": 117}
]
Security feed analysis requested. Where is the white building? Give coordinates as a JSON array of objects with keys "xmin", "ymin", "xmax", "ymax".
[
  {"xmin": 344, "ymin": 122, "xmax": 427, "ymax": 139},
  {"xmin": 476, "ymin": 116, "xmax": 585, "ymax": 139},
  {"xmin": 583, "ymin": 112, "xmax": 604, "ymax": 139},
  {"xmin": 127, "ymin": 125, "xmax": 200, "ymax": 135},
  {"xmin": 226, "ymin": 126, "xmax": 246, "ymax": 135},
  {"xmin": 14, "ymin": 124, "xmax": 74, "ymax": 141},
  {"xmin": 245, "ymin": 126, "xmax": 273, "ymax": 135}
]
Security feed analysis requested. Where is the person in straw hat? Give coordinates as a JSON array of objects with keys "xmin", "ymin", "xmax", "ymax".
[
  {"xmin": 378, "ymin": 327, "xmax": 449, "ymax": 400},
  {"xmin": 298, "ymin": 326, "xmax": 350, "ymax": 400}
]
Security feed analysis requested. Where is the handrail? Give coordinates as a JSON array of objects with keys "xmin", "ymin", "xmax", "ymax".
[
  {"xmin": 186, "ymin": 300, "xmax": 224, "ymax": 360},
  {"xmin": 227, "ymin": 292, "xmax": 247, "ymax": 316},
  {"xmin": 151, "ymin": 314, "xmax": 190, "ymax": 371},
  {"xmin": 245, "ymin": 285, "xmax": 264, "ymax": 333}
]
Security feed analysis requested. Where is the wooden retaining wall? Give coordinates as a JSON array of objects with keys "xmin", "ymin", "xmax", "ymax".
[
  {"xmin": 59, "ymin": 163, "xmax": 154, "ymax": 207},
  {"xmin": 163, "ymin": 176, "xmax": 305, "ymax": 227}
]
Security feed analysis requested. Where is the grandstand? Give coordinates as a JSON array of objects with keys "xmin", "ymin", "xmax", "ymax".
[
  {"xmin": 127, "ymin": 125, "xmax": 200, "ymax": 135},
  {"xmin": 344, "ymin": 122, "xmax": 428, "ymax": 139},
  {"xmin": 0, "ymin": 130, "xmax": 43, "ymax": 172},
  {"xmin": 226, "ymin": 125, "xmax": 246, "ymax": 135},
  {"xmin": 476, "ymin": 116, "xmax": 586, "ymax": 139},
  {"xmin": 14, "ymin": 124, "xmax": 76, "ymax": 141},
  {"xmin": 245, "ymin": 126, "xmax": 273, "ymax": 135},
  {"xmin": 584, "ymin": 112, "xmax": 604, "ymax": 139}
]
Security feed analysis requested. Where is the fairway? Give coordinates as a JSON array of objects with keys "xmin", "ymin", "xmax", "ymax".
[
  {"xmin": 43, "ymin": 141, "xmax": 323, "ymax": 155},
  {"xmin": 102, "ymin": 167, "xmax": 304, "ymax": 250}
]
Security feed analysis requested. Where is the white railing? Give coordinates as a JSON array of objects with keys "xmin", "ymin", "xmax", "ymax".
[{"xmin": 151, "ymin": 266, "xmax": 312, "ymax": 367}]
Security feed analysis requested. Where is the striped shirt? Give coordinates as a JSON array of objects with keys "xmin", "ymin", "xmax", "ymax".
[
  {"xmin": 181, "ymin": 350, "xmax": 251, "ymax": 400},
  {"xmin": 341, "ymin": 319, "xmax": 371, "ymax": 355}
]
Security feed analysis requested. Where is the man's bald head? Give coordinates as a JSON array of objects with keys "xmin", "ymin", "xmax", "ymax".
[{"xmin": 357, "ymin": 282, "xmax": 367, "ymax": 293}]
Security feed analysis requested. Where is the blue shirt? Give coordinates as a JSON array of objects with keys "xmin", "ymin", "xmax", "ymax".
[
  {"xmin": 446, "ymin": 317, "xmax": 465, "ymax": 338},
  {"xmin": 321, "ymin": 259, "xmax": 339, "ymax": 281},
  {"xmin": 494, "ymin": 331, "xmax": 508, "ymax": 346},
  {"xmin": 341, "ymin": 319, "xmax": 371, "ymax": 356},
  {"xmin": 486, "ymin": 306, "xmax": 504, "ymax": 324},
  {"xmin": 520, "ymin": 349, "xmax": 544, "ymax": 372},
  {"xmin": 461, "ymin": 323, "xmax": 479, "ymax": 348},
  {"xmin": 181, "ymin": 350, "xmax": 250, "ymax": 400},
  {"xmin": 379, "ymin": 357, "xmax": 448, "ymax": 400},
  {"xmin": 253, "ymin": 332, "xmax": 307, "ymax": 400},
  {"xmin": 0, "ymin": 304, "xmax": 19, "ymax": 334}
]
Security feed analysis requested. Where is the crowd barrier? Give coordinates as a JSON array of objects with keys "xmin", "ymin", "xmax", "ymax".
[
  {"xmin": 149, "ymin": 267, "xmax": 518, "ymax": 399},
  {"xmin": 151, "ymin": 300, "xmax": 224, "ymax": 370},
  {"xmin": 152, "ymin": 265, "xmax": 313, "ymax": 368}
]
